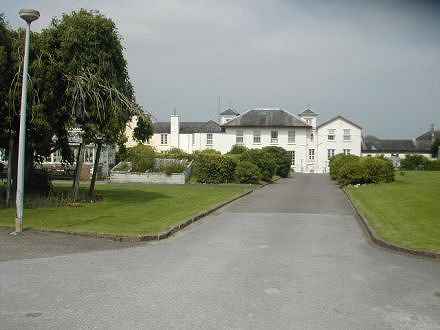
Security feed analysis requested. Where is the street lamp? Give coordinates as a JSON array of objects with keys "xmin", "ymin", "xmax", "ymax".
[{"xmin": 15, "ymin": 9, "xmax": 40, "ymax": 233}]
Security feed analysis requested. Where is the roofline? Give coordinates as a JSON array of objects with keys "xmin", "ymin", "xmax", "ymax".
[
  {"xmin": 362, "ymin": 149, "xmax": 431, "ymax": 153},
  {"xmin": 317, "ymin": 115, "xmax": 362, "ymax": 129}
]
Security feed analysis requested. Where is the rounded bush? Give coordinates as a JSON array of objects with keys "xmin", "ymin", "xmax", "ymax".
[
  {"xmin": 329, "ymin": 154, "xmax": 360, "ymax": 180},
  {"xmin": 193, "ymin": 152, "xmax": 236, "ymax": 184},
  {"xmin": 400, "ymin": 154, "xmax": 430, "ymax": 170},
  {"xmin": 228, "ymin": 145, "xmax": 248, "ymax": 155},
  {"xmin": 239, "ymin": 149, "xmax": 276, "ymax": 181},
  {"xmin": 262, "ymin": 146, "xmax": 291, "ymax": 178},
  {"xmin": 235, "ymin": 161, "xmax": 261, "ymax": 183},
  {"xmin": 127, "ymin": 144, "xmax": 155, "ymax": 172}
]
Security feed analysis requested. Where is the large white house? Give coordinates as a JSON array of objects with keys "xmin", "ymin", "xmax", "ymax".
[{"xmin": 126, "ymin": 107, "xmax": 363, "ymax": 173}]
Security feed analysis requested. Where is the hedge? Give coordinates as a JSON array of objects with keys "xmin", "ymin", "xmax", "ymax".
[
  {"xmin": 127, "ymin": 145, "xmax": 155, "ymax": 172},
  {"xmin": 329, "ymin": 154, "xmax": 394, "ymax": 186},
  {"xmin": 400, "ymin": 154, "xmax": 440, "ymax": 171},
  {"xmin": 261, "ymin": 146, "xmax": 291, "ymax": 178},
  {"xmin": 235, "ymin": 161, "xmax": 261, "ymax": 184},
  {"xmin": 193, "ymin": 150, "xmax": 236, "ymax": 183},
  {"xmin": 239, "ymin": 149, "xmax": 277, "ymax": 181},
  {"xmin": 228, "ymin": 145, "xmax": 248, "ymax": 154}
]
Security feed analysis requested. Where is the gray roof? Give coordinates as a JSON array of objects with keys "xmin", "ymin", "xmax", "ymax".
[
  {"xmin": 414, "ymin": 129, "xmax": 440, "ymax": 152},
  {"xmin": 317, "ymin": 115, "xmax": 362, "ymax": 129},
  {"xmin": 222, "ymin": 109, "xmax": 309, "ymax": 128},
  {"xmin": 153, "ymin": 120, "xmax": 222, "ymax": 134},
  {"xmin": 362, "ymin": 135, "xmax": 430, "ymax": 153},
  {"xmin": 298, "ymin": 108, "xmax": 318, "ymax": 117},
  {"xmin": 219, "ymin": 109, "xmax": 239, "ymax": 116}
]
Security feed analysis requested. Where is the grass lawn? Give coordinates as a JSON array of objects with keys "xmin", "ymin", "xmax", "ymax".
[
  {"xmin": 0, "ymin": 183, "xmax": 252, "ymax": 237},
  {"xmin": 347, "ymin": 171, "xmax": 440, "ymax": 252}
]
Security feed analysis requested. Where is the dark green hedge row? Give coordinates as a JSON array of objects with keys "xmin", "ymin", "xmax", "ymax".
[
  {"xmin": 329, "ymin": 154, "xmax": 394, "ymax": 186},
  {"xmin": 400, "ymin": 154, "xmax": 440, "ymax": 171}
]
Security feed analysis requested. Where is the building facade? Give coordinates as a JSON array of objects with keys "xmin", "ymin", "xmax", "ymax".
[{"xmin": 126, "ymin": 107, "xmax": 363, "ymax": 173}]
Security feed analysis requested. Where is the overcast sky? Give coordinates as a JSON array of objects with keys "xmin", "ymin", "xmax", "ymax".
[{"xmin": 3, "ymin": 0, "xmax": 440, "ymax": 138}]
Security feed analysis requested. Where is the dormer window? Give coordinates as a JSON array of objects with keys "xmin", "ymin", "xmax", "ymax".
[{"xmin": 306, "ymin": 119, "xmax": 311, "ymax": 125}]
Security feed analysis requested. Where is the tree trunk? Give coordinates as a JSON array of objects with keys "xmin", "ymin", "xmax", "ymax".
[
  {"xmin": 89, "ymin": 142, "xmax": 102, "ymax": 198},
  {"xmin": 5, "ymin": 134, "xmax": 15, "ymax": 207},
  {"xmin": 72, "ymin": 143, "xmax": 85, "ymax": 201}
]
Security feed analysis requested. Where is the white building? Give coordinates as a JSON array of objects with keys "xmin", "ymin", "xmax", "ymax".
[{"xmin": 126, "ymin": 107, "xmax": 363, "ymax": 173}]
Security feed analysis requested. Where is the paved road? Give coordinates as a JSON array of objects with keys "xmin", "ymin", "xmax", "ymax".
[{"xmin": 1, "ymin": 174, "xmax": 439, "ymax": 329}]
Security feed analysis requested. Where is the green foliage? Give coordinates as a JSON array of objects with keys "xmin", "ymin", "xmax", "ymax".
[
  {"xmin": 115, "ymin": 143, "xmax": 129, "ymax": 164},
  {"xmin": 228, "ymin": 144, "xmax": 248, "ymax": 154},
  {"xmin": 262, "ymin": 146, "xmax": 291, "ymax": 178},
  {"xmin": 239, "ymin": 149, "xmax": 276, "ymax": 181},
  {"xmin": 159, "ymin": 161, "xmax": 187, "ymax": 175},
  {"xmin": 425, "ymin": 159, "xmax": 440, "ymax": 171},
  {"xmin": 193, "ymin": 151, "xmax": 236, "ymax": 184},
  {"xmin": 330, "ymin": 154, "xmax": 394, "ymax": 186},
  {"xmin": 112, "ymin": 161, "xmax": 131, "ymax": 172},
  {"xmin": 400, "ymin": 154, "xmax": 430, "ymax": 170},
  {"xmin": 157, "ymin": 148, "xmax": 193, "ymax": 161},
  {"xmin": 235, "ymin": 161, "xmax": 261, "ymax": 184},
  {"xmin": 431, "ymin": 138, "xmax": 440, "ymax": 158},
  {"xmin": 133, "ymin": 115, "xmax": 153, "ymax": 143},
  {"xmin": 127, "ymin": 144, "xmax": 155, "ymax": 172}
]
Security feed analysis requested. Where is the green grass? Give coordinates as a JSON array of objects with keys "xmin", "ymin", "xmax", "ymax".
[
  {"xmin": 347, "ymin": 171, "xmax": 440, "ymax": 252},
  {"xmin": 0, "ymin": 183, "xmax": 252, "ymax": 237}
]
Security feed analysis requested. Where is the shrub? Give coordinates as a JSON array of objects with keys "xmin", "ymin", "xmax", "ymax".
[
  {"xmin": 228, "ymin": 145, "xmax": 248, "ymax": 154},
  {"xmin": 127, "ymin": 144, "xmax": 155, "ymax": 172},
  {"xmin": 240, "ymin": 149, "xmax": 276, "ymax": 181},
  {"xmin": 193, "ymin": 152, "xmax": 236, "ymax": 183},
  {"xmin": 262, "ymin": 146, "xmax": 291, "ymax": 178},
  {"xmin": 400, "ymin": 154, "xmax": 430, "ymax": 170},
  {"xmin": 159, "ymin": 161, "xmax": 187, "ymax": 175},
  {"xmin": 336, "ymin": 157, "xmax": 365, "ymax": 186},
  {"xmin": 362, "ymin": 156, "xmax": 394, "ymax": 183},
  {"xmin": 157, "ymin": 148, "xmax": 193, "ymax": 161},
  {"xmin": 235, "ymin": 161, "xmax": 261, "ymax": 184},
  {"xmin": 329, "ymin": 154, "xmax": 360, "ymax": 180},
  {"xmin": 425, "ymin": 159, "xmax": 440, "ymax": 171}
]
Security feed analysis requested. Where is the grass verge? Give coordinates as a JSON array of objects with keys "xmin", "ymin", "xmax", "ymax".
[
  {"xmin": 0, "ymin": 183, "xmax": 252, "ymax": 237},
  {"xmin": 346, "ymin": 171, "xmax": 440, "ymax": 252}
]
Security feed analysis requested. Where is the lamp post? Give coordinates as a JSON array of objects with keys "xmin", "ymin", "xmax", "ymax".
[{"xmin": 15, "ymin": 9, "xmax": 40, "ymax": 233}]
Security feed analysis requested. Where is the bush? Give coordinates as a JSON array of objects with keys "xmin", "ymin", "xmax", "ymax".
[
  {"xmin": 240, "ymin": 149, "xmax": 276, "ymax": 181},
  {"xmin": 159, "ymin": 161, "xmax": 187, "ymax": 175},
  {"xmin": 127, "ymin": 144, "xmax": 155, "ymax": 172},
  {"xmin": 330, "ymin": 154, "xmax": 394, "ymax": 186},
  {"xmin": 193, "ymin": 152, "xmax": 236, "ymax": 183},
  {"xmin": 425, "ymin": 159, "xmax": 440, "ymax": 171},
  {"xmin": 235, "ymin": 161, "xmax": 261, "ymax": 183},
  {"xmin": 157, "ymin": 148, "xmax": 193, "ymax": 161},
  {"xmin": 400, "ymin": 154, "xmax": 430, "ymax": 170},
  {"xmin": 329, "ymin": 154, "xmax": 360, "ymax": 180},
  {"xmin": 228, "ymin": 145, "xmax": 248, "ymax": 154},
  {"xmin": 262, "ymin": 146, "xmax": 291, "ymax": 178}
]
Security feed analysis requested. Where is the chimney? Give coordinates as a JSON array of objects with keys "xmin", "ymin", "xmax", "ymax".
[{"xmin": 170, "ymin": 109, "xmax": 180, "ymax": 148}]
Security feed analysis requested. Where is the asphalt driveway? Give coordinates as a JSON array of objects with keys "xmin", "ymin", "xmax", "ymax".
[{"xmin": 1, "ymin": 174, "xmax": 439, "ymax": 329}]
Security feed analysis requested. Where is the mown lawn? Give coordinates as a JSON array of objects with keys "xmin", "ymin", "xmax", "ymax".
[
  {"xmin": 347, "ymin": 171, "xmax": 440, "ymax": 252},
  {"xmin": 0, "ymin": 183, "xmax": 252, "ymax": 237}
]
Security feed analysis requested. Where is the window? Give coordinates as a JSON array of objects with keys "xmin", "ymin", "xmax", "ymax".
[
  {"xmin": 343, "ymin": 149, "xmax": 351, "ymax": 155},
  {"xmin": 328, "ymin": 129, "xmax": 335, "ymax": 141},
  {"xmin": 306, "ymin": 119, "xmax": 311, "ymax": 125},
  {"xmin": 310, "ymin": 132, "xmax": 314, "ymax": 142},
  {"xmin": 253, "ymin": 130, "xmax": 261, "ymax": 144},
  {"xmin": 160, "ymin": 134, "xmax": 168, "ymax": 145},
  {"xmin": 287, "ymin": 151, "xmax": 295, "ymax": 165},
  {"xmin": 343, "ymin": 129, "xmax": 351, "ymax": 141},
  {"xmin": 192, "ymin": 134, "xmax": 195, "ymax": 145},
  {"xmin": 328, "ymin": 149, "xmax": 335, "ymax": 159},
  {"xmin": 236, "ymin": 130, "xmax": 244, "ymax": 144},
  {"xmin": 271, "ymin": 130, "xmax": 278, "ymax": 144},
  {"xmin": 288, "ymin": 129, "xmax": 295, "ymax": 144},
  {"xmin": 206, "ymin": 133, "xmax": 213, "ymax": 146},
  {"xmin": 308, "ymin": 149, "xmax": 315, "ymax": 161}
]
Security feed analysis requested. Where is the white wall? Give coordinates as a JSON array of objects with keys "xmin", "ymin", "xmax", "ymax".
[{"xmin": 315, "ymin": 118, "xmax": 362, "ymax": 173}]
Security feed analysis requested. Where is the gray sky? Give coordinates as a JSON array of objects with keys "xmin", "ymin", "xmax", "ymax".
[{"xmin": 3, "ymin": 0, "xmax": 440, "ymax": 138}]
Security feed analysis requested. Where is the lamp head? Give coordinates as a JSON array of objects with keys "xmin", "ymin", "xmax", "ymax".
[{"xmin": 19, "ymin": 9, "xmax": 40, "ymax": 24}]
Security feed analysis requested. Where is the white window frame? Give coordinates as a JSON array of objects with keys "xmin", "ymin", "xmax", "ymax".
[
  {"xmin": 308, "ymin": 149, "xmax": 315, "ymax": 161},
  {"xmin": 328, "ymin": 129, "xmax": 335, "ymax": 141},
  {"xmin": 192, "ymin": 133, "xmax": 195, "ymax": 145},
  {"xmin": 343, "ymin": 129, "xmax": 351, "ymax": 141},
  {"xmin": 288, "ymin": 129, "xmax": 295, "ymax": 144},
  {"xmin": 328, "ymin": 149, "xmax": 335, "ymax": 159},
  {"xmin": 160, "ymin": 134, "xmax": 168, "ymax": 145},
  {"xmin": 253, "ymin": 130, "xmax": 261, "ymax": 144},
  {"xmin": 236, "ymin": 130, "xmax": 244, "ymax": 144},
  {"xmin": 287, "ymin": 151, "xmax": 295, "ymax": 165},
  {"xmin": 343, "ymin": 149, "xmax": 351, "ymax": 155},
  {"xmin": 206, "ymin": 133, "xmax": 213, "ymax": 146},
  {"xmin": 271, "ymin": 130, "xmax": 278, "ymax": 144}
]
